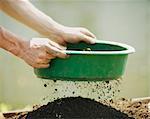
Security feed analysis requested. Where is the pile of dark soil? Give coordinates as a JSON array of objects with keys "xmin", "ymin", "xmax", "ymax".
[{"xmin": 25, "ymin": 97, "xmax": 133, "ymax": 119}]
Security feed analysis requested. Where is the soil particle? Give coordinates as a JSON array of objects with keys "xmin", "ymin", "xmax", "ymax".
[
  {"xmin": 26, "ymin": 97, "xmax": 133, "ymax": 119},
  {"xmin": 44, "ymin": 84, "xmax": 47, "ymax": 87}
]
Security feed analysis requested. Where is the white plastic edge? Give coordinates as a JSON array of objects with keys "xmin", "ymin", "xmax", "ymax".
[
  {"xmin": 32, "ymin": 38, "xmax": 135, "ymax": 55},
  {"xmin": 63, "ymin": 40, "xmax": 135, "ymax": 55}
]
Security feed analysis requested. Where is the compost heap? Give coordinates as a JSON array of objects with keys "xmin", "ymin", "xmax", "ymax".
[{"xmin": 25, "ymin": 97, "xmax": 133, "ymax": 119}]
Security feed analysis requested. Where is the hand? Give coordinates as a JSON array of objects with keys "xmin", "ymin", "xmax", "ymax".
[
  {"xmin": 0, "ymin": 0, "xmax": 96, "ymax": 46},
  {"xmin": 49, "ymin": 26, "xmax": 96, "ymax": 45},
  {"xmin": 0, "ymin": 113, "xmax": 5, "ymax": 119},
  {"xmin": 19, "ymin": 38, "xmax": 67, "ymax": 68}
]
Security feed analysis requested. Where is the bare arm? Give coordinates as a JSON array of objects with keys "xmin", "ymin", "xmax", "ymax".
[
  {"xmin": 0, "ymin": 26, "xmax": 66, "ymax": 68},
  {"xmin": 0, "ymin": 0, "xmax": 63, "ymax": 41},
  {"xmin": 0, "ymin": 0, "xmax": 96, "ymax": 45},
  {"xmin": 0, "ymin": 26, "xmax": 25, "ymax": 57}
]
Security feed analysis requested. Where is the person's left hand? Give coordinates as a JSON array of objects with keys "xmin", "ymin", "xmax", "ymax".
[
  {"xmin": 18, "ymin": 38, "xmax": 67, "ymax": 68},
  {"xmin": 49, "ymin": 26, "xmax": 96, "ymax": 46}
]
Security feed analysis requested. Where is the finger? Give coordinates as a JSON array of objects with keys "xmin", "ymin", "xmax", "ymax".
[
  {"xmin": 48, "ymin": 40, "xmax": 67, "ymax": 50},
  {"xmin": 36, "ymin": 63, "xmax": 50, "ymax": 68},
  {"xmin": 36, "ymin": 58, "xmax": 51, "ymax": 64},
  {"xmin": 80, "ymin": 29, "xmax": 96, "ymax": 39},
  {"xmin": 45, "ymin": 44, "xmax": 67, "ymax": 59},
  {"xmin": 46, "ymin": 53, "xmax": 56, "ymax": 59},
  {"xmin": 38, "ymin": 52, "xmax": 56, "ymax": 60},
  {"xmin": 80, "ymin": 34, "xmax": 96, "ymax": 44}
]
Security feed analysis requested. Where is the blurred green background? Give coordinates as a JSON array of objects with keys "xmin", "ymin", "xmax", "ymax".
[{"xmin": 0, "ymin": 0, "xmax": 150, "ymax": 111}]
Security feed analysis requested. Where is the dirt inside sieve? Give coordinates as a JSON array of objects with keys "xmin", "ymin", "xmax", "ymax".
[{"xmin": 9, "ymin": 97, "xmax": 134, "ymax": 119}]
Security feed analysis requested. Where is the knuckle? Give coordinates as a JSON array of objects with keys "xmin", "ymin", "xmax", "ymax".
[
  {"xmin": 35, "ymin": 58, "xmax": 41, "ymax": 63},
  {"xmin": 32, "ymin": 63, "xmax": 38, "ymax": 68},
  {"xmin": 46, "ymin": 53, "xmax": 53, "ymax": 58},
  {"xmin": 44, "ymin": 45, "xmax": 50, "ymax": 50},
  {"xmin": 39, "ymin": 53, "xmax": 47, "ymax": 58}
]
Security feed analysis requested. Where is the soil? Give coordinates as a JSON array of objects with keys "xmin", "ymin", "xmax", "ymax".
[
  {"xmin": 6, "ymin": 97, "xmax": 133, "ymax": 119},
  {"xmin": 3, "ymin": 80, "xmax": 150, "ymax": 119},
  {"xmin": 103, "ymin": 98, "xmax": 150, "ymax": 119},
  {"xmin": 4, "ymin": 97, "xmax": 150, "ymax": 119}
]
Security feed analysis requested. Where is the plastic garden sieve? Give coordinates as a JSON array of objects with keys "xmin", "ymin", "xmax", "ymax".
[{"xmin": 34, "ymin": 39, "xmax": 135, "ymax": 81}]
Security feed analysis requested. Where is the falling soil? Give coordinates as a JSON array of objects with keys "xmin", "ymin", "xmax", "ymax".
[
  {"xmin": 44, "ymin": 84, "xmax": 47, "ymax": 87},
  {"xmin": 40, "ymin": 79, "xmax": 122, "ymax": 103}
]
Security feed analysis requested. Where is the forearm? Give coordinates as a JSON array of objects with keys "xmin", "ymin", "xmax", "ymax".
[
  {"xmin": 0, "ymin": 0, "xmax": 96, "ymax": 46},
  {"xmin": 0, "ymin": 26, "xmax": 26, "ymax": 57},
  {"xmin": 0, "ymin": 0, "xmax": 63, "ymax": 37},
  {"xmin": 0, "ymin": 27, "xmax": 67, "ymax": 68}
]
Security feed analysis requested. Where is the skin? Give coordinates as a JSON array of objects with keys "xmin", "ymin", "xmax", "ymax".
[
  {"xmin": 0, "ymin": 27, "xmax": 67, "ymax": 68},
  {"xmin": 0, "ymin": 113, "xmax": 5, "ymax": 119},
  {"xmin": 0, "ymin": 0, "xmax": 96, "ymax": 68}
]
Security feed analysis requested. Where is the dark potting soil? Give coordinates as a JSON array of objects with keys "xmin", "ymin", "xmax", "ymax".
[{"xmin": 26, "ymin": 97, "xmax": 134, "ymax": 119}]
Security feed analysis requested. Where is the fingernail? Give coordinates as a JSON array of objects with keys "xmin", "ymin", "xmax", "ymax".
[
  {"xmin": 60, "ymin": 46, "xmax": 67, "ymax": 50},
  {"xmin": 90, "ymin": 40, "xmax": 96, "ymax": 44}
]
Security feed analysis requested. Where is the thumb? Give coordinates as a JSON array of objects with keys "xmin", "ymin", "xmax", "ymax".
[
  {"xmin": 48, "ymin": 40, "xmax": 67, "ymax": 50},
  {"xmin": 45, "ymin": 44, "xmax": 67, "ymax": 59}
]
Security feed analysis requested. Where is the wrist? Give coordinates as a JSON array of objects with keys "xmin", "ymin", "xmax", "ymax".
[
  {"xmin": 15, "ymin": 39, "xmax": 29, "ymax": 58},
  {"xmin": 2, "ymin": 38, "xmax": 26, "ymax": 57},
  {"xmin": 45, "ymin": 22, "xmax": 65, "ymax": 36},
  {"xmin": 0, "ymin": 27, "xmax": 28, "ymax": 57},
  {"xmin": 43, "ymin": 21, "xmax": 67, "ymax": 45}
]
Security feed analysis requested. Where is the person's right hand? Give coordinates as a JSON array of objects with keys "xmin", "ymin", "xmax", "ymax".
[
  {"xmin": 48, "ymin": 26, "xmax": 96, "ymax": 46},
  {"xmin": 19, "ymin": 38, "xmax": 67, "ymax": 68}
]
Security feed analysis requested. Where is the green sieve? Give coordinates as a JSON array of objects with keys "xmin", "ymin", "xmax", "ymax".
[{"xmin": 34, "ymin": 40, "xmax": 135, "ymax": 81}]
